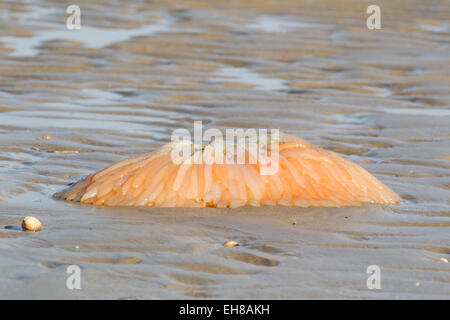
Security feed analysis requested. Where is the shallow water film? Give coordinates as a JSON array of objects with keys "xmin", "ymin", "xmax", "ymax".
[{"xmin": 0, "ymin": 0, "xmax": 449, "ymax": 299}]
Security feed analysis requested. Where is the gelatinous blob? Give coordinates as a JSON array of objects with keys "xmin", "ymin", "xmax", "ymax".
[{"xmin": 59, "ymin": 133, "xmax": 400, "ymax": 207}]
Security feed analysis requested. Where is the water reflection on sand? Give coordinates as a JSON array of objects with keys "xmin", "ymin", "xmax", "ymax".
[{"xmin": 0, "ymin": 0, "xmax": 449, "ymax": 299}]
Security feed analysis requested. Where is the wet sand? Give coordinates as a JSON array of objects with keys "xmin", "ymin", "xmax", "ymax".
[{"xmin": 0, "ymin": 0, "xmax": 449, "ymax": 299}]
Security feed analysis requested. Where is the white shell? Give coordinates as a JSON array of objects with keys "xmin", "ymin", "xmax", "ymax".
[{"xmin": 22, "ymin": 216, "xmax": 42, "ymax": 232}]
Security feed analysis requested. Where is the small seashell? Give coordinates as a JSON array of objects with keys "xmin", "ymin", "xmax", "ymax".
[
  {"xmin": 22, "ymin": 216, "xmax": 42, "ymax": 232},
  {"xmin": 440, "ymin": 258, "xmax": 448, "ymax": 263},
  {"xmin": 224, "ymin": 240, "xmax": 238, "ymax": 248},
  {"xmin": 43, "ymin": 135, "xmax": 52, "ymax": 140}
]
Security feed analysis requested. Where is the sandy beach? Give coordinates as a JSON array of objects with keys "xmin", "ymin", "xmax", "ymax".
[{"xmin": 0, "ymin": 0, "xmax": 449, "ymax": 299}]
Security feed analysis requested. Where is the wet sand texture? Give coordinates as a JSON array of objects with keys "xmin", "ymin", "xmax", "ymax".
[{"xmin": 0, "ymin": 0, "xmax": 449, "ymax": 299}]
